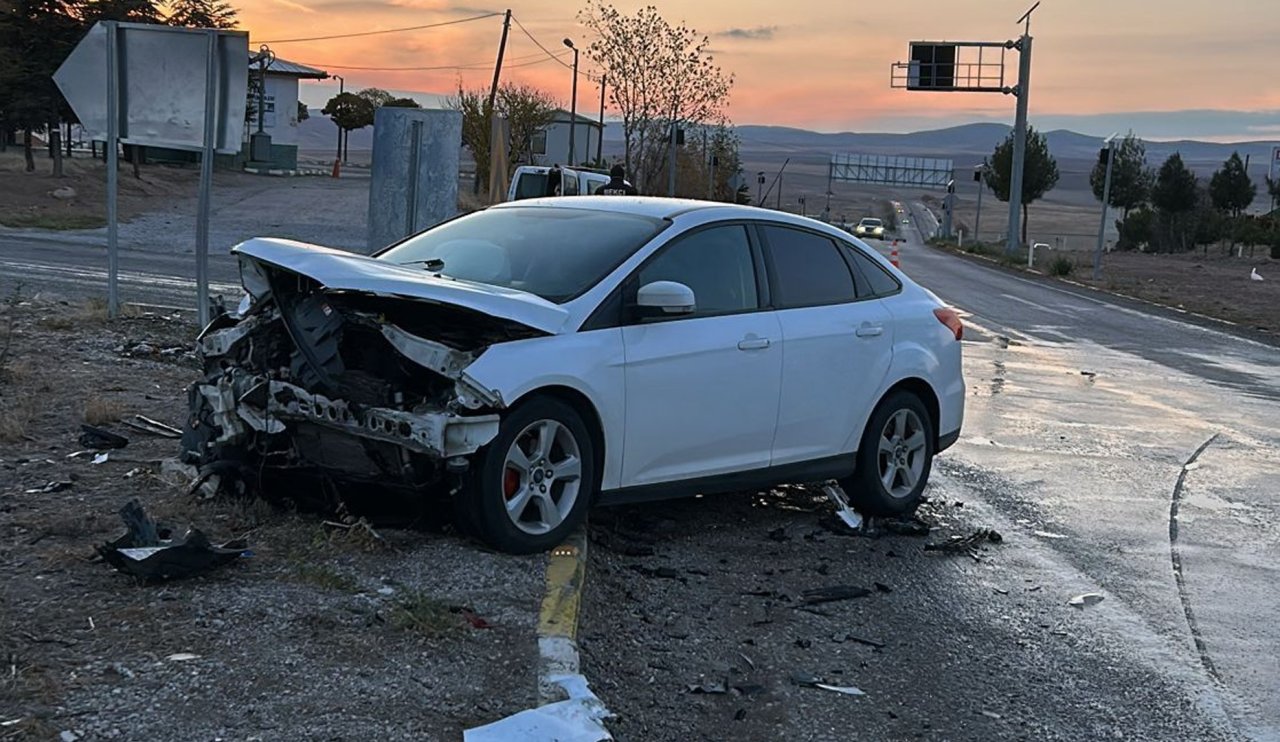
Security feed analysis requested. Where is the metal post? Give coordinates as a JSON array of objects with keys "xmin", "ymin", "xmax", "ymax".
[
  {"xmin": 667, "ymin": 122, "xmax": 677, "ymax": 197},
  {"xmin": 942, "ymin": 179, "xmax": 954, "ymax": 239},
  {"xmin": 1092, "ymin": 135, "xmax": 1117, "ymax": 280},
  {"xmin": 195, "ymin": 29, "xmax": 218, "ymax": 328},
  {"xmin": 823, "ymin": 163, "xmax": 832, "ymax": 221},
  {"xmin": 1006, "ymin": 33, "xmax": 1032, "ymax": 255},
  {"xmin": 105, "ymin": 22, "xmax": 120, "ymax": 319},
  {"xmin": 564, "ymin": 39, "xmax": 578, "ymax": 166},
  {"xmin": 974, "ymin": 167, "xmax": 985, "ymax": 241},
  {"xmin": 596, "ymin": 74, "xmax": 606, "ymax": 164},
  {"xmin": 757, "ymin": 171, "xmax": 764, "ymax": 205},
  {"xmin": 776, "ymin": 174, "xmax": 782, "ymax": 210}
]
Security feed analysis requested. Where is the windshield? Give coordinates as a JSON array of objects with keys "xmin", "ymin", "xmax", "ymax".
[
  {"xmin": 377, "ymin": 206, "xmax": 668, "ymax": 303},
  {"xmin": 860, "ymin": 218, "xmax": 882, "ymax": 227}
]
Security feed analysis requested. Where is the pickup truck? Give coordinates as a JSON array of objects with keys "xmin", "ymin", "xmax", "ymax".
[{"xmin": 506, "ymin": 165, "xmax": 612, "ymax": 201}]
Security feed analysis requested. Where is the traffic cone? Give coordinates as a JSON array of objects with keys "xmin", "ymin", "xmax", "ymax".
[
  {"xmin": 331, "ymin": 159, "xmax": 341, "ymax": 178},
  {"xmin": 890, "ymin": 244, "xmax": 900, "ymax": 268}
]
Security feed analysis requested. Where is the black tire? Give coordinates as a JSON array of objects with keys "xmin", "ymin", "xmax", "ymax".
[
  {"xmin": 842, "ymin": 391, "xmax": 935, "ymax": 517},
  {"xmin": 458, "ymin": 396, "xmax": 597, "ymax": 554}
]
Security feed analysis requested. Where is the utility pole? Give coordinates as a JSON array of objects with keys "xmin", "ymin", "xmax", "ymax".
[
  {"xmin": 1006, "ymin": 3, "xmax": 1037, "ymax": 255},
  {"xmin": 973, "ymin": 165, "xmax": 985, "ymax": 241},
  {"xmin": 776, "ymin": 174, "xmax": 782, "ymax": 210},
  {"xmin": 563, "ymin": 38, "xmax": 579, "ymax": 166},
  {"xmin": 596, "ymin": 75, "xmax": 606, "ymax": 164},
  {"xmin": 1092, "ymin": 133, "xmax": 1118, "ymax": 280},
  {"xmin": 757, "ymin": 171, "xmax": 765, "ymax": 205},
  {"xmin": 487, "ymin": 10, "xmax": 512, "ymax": 113}
]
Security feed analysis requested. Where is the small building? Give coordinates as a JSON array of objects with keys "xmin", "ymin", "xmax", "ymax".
[
  {"xmin": 527, "ymin": 109, "xmax": 603, "ymax": 168},
  {"xmin": 243, "ymin": 57, "xmax": 328, "ymax": 171}
]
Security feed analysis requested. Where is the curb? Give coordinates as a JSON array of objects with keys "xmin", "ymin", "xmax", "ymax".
[{"xmin": 536, "ymin": 527, "xmax": 588, "ymax": 704}]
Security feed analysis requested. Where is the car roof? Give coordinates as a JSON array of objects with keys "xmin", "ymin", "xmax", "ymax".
[{"xmin": 490, "ymin": 197, "xmax": 849, "ymax": 229}]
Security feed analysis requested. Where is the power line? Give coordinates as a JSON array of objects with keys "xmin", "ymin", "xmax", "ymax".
[
  {"xmin": 297, "ymin": 50, "xmax": 568, "ymax": 73},
  {"xmin": 509, "ymin": 15, "xmax": 574, "ymax": 71},
  {"xmin": 254, "ymin": 12, "xmax": 499, "ymax": 45}
]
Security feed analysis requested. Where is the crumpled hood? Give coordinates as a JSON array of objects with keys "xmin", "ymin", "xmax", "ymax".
[{"xmin": 233, "ymin": 238, "xmax": 570, "ymax": 335}]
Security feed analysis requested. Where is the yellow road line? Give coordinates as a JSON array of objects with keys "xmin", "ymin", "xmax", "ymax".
[{"xmin": 538, "ymin": 528, "xmax": 587, "ymax": 643}]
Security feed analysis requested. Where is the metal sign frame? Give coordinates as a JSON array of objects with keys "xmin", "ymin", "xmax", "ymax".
[
  {"xmin": 891, "ymin": 41, "xmax": 1014, "ymax": 93},
  {"xmin": 829, "ymin": 154, "xmax": 955, "ymax": 190},
  {"xmin": 54, "ymin": 22, "xmax": 249, "ymax": 325}
]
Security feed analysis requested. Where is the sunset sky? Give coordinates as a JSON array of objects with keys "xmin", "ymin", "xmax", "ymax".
[{"xmin": 239, "ymin": 0, "xmax": 1279, "ymax": 140}]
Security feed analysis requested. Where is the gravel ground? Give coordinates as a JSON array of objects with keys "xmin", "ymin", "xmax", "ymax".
[
  {"xmin": 579, "ymin": 474, "xmax": 1236, "ymax": 741},
  {"xmin": 0, "ymin": 297, "xmax": 544, "ymax": 740}
]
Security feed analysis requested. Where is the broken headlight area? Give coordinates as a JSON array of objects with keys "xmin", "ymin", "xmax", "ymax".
[{"xmin": 182, "ymin": 268, "xmax": 536, "ymax": 496}]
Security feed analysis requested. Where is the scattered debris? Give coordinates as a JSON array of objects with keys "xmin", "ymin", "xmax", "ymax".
[
  {"xmin": 25, "ymin": 480, "xmax": 72, "ymax": 494},
  {"xmin": 981, "ymin": 710, "xmax": 1003, "ymax": 719},
  {"xmin": 1032, "ymin": 530, "xmax": 1068, "ymax": 540},
  {"xmin": 122, "ymin": 415, "xmax": 183, "ymax": 439},
  {"xmin": 790, "ymin": 672, "xmax": 822, "ymax": 687},
  {"xmin": 628, "ymin": 565, "xmax": 685, "ymax": 582},
  {"xmin": 464, "ymin": 673, "xmax": 613, "ymax": 742},
  {"xmin": 1080, "ymin": 370, "xmax": 1097, "ymax": 378},
  {"xmin": 686, "ymin": 679, "xmax": 728, "ymax": 694},
  {"xmin": 815, "ymin": 683, "xmax": 865, "ymax": 696},
  {"xmin": 78, "ymin": 425, "xmax": 129, "ymax": 450},
  {"xmin": 924, "ymin": 529, "xmax": 1003, "ymax": 560},
  {"xmin": 1250, "ymin": 268, "xmax": 1264, "ymax": 282},
  {"xmin": 879, "ymin": 516, "xmax": 931, "ymax": 537},
  {"xmin": 733, "ymin": 709, "xmax": 747, "ymax": 721},
  {"xmin": 97, "ymin": 498, "xmax": 249, "ymax": 582},
  {"xmin": 834, "ymin": 634, "xmax": 885, "ymax": 649},
  {"xmin": 993, "ymin": 587, "xmax": 1010, "ymax": 595},
  {"xmin": 456, "ymin": 607, "xmax": 492, "ymax": 629},
  {"xmin": 795, "ymin": 638, "xmax": 812, "ymax": 649},
  {"xmin": 1183, "ymin": 461, "xmax": 1202, "ymax": 472},
  {"xmin": 165, "ymin": 653, "xmax": 201, "ymax": 662},
  {"xmin": 822, "ymin": 482, "xmax": 864, "ymax": 530},
  {"xmin": 92, "ymin": 452, "xmax": 110, "ymax": 465},
  {"xmin": 874, "ymin": 582, "xmax": 893, "ymax": 594},
  {"xmin": 736, "ymin": 651, "xmax": 756, "ymax": 672},
  {"xmin": 124, "ymin": 467, "xmax": 148, "ymax": 478},
  {"xmin": 732, "ymin": 683, "xmax": 764, "ymax": 696},
  {"xmin": 799, "ymin": 585, "xmax": 871, "ymax": 605},
  {"xmin": 1069, "ymin": 593, "xmax": 1105, "ymax": 608}
]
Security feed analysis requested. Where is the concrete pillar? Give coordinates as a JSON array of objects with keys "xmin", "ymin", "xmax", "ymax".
[{"xmin": 367, "ymin": 107, "xmax": 462, "ymax": 253}]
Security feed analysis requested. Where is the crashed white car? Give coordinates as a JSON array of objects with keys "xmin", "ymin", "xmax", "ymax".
[{"xmin": 185, "ymin": 197, "xmax": 964, "ymax": 553}]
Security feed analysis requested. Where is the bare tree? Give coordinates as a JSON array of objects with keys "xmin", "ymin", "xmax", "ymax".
[
  {"xmin": 448, "ymin": 82, "xmax": 557, "ymax": 193},
  {"xmin": 578, "ymin": 1, "xmax": 732, "ymax": 193}
]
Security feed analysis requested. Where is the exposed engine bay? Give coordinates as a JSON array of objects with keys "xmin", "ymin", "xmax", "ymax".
[{"xmin": 182, "ymin": 249, "xmax": 546, "ymax": 495}]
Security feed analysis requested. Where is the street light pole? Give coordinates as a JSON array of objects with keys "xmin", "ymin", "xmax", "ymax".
[
  {"xmin": 596, "ymin": 74, "xmax": 606, "ymax": 165},
  {"xmin": 563, "ymin": 38, "xmax": 579, "ymax": 167},
  {"xmin": 1093, "ymin": 133, "xmax": 1118, "ymax": 280},
  {"xmin": 332, "ymin": 75, "xmax": 343, "ymax": 168}
]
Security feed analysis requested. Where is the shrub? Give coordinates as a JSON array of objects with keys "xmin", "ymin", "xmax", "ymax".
[{"xmin": 1048, "ymin": 256, "xmax": 1074, "ymax": 277}]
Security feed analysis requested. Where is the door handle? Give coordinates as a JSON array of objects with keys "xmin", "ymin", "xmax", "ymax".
[
  {"xmin": 855, "ymin": 323, "xmax": 884, "ymax": 338},
  {"xmin": 737, "ymin": 336, "xmax": 771, "ymax": 351}
]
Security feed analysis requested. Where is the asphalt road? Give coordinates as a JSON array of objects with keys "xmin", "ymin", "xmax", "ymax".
[{"xmin": 4, "ymin": 216, "xmax": 1278, "ymax": 739}]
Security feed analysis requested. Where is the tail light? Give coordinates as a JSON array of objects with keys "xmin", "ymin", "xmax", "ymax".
[{"xmin": 933, "ymin": 307, "xmax": 963, "ymax": 341}]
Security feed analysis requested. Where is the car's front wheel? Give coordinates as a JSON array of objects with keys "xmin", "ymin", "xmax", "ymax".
[
  {"xmin": 843, "ymin": 391, "xmax": 934, "ymax": 517},
  {"xmin": 459, "ymin": 396, "xmax": 596, "ymax": 554}
]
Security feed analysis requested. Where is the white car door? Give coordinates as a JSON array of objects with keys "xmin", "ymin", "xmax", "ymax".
[
  {"xmin": 760, "ymin": 225, "xmax": 895, "ymax": 466},
  {"xmin": 620, "ymin": 224, "xmax": 783, "ymax": 487}
]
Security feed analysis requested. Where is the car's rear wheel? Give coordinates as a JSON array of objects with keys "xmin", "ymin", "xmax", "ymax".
[
  {"xmin": 843, "ymin": 391, "xmax": 934, "ymax": 516},
  {"xmin": 459, "ymin": 396, "xmax": 596, "ymax": 554}
]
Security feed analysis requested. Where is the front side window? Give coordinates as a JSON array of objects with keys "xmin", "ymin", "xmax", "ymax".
[
  {"xmin": 761, "ymin": 226, "xmax": 857, "ymax": 308},
  {"xmin": 378, "ymin": 207, "xmax": 667, "ymax": 303},
  {"xmin": 636, "ymin": 225, "xmax": 759, "ymax": 316}
]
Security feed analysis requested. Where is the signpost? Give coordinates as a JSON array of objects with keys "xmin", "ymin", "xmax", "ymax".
[
  {"xmin": 891, "ymin": 2, "xmax": 1040, "ymax": 254},
  {"xmin": 54, "ymin": 22, "xmax": 249, "ymax": 325}
]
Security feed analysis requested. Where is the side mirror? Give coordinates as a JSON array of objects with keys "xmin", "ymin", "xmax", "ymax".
[{"xmin": 636, "ymin": 281, "xmax": 696, "ymax": 317}]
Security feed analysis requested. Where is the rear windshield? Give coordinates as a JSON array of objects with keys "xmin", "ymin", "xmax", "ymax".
[
  {"xmin": 512, "ymin": 173, "xmax": 549, "ymax": 200},
  {"xmin": 377, "ymin": 206, "xmax": 668, "ymax": 303}
]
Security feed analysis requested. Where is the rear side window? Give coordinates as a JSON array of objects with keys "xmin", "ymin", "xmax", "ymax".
[
  {"xmin": 761, "ymin": 226, "xmax": 857, "ymax": 308},
  {"xmin": 844, "ymin": 246, "xmax": 902, "ymax": 298}
]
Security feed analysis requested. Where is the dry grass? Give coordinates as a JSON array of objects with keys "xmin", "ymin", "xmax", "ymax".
[
  {"xmin": 0, "ymin": 394, "xmax": 37, "ymax": 443},
  {"xmin": 83, "ymin": 395, "xmax": 124, "ymax": 425},
  {"xmin": 293, "ymin": 564, "xmax": 361, "ymax": 593},
  {"xmin": 389, "ymin": 592, "xmax": 461, "ymax": 637}
]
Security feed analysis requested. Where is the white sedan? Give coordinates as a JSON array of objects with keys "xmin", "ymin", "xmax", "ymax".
[
  {"xmin": 186, "ymin": 198, "xmax": 965, "ymax": 554},
  {"xmin": 854, "ymin": 217, "xmax": 886, "ymax": 239}
]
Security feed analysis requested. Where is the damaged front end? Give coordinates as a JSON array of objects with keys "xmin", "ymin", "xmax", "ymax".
[{"xmin": 183, "ymin": 244, "xmax": 546, "ymax": 496}]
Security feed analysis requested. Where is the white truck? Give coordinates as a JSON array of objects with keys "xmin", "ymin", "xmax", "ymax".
[{"xmin": 506, "ymin": 165, "xmax": 612, "ymax": 202}]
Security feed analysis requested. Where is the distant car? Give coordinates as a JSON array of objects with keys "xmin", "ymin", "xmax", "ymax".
[
  {"xmin": 854, "ymin": 217, "xmax": 886, "ymax": 239},
  {"xmin": 506, "ymin": 165, "xmax": 610, "ymax": 201},
  {"xmin": 186, "ymin": 198, "xmax": 965, "ymax": 554}
]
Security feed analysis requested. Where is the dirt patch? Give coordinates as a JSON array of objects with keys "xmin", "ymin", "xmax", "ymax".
[
  {"xmin": 935, "ymin": 241, "xmax": 1280, "ymax": 338},
  {"xmin": 0, "ymin": 150, "xmax": 197, "ymax": 230},
  {"xmin": 0, "ymin": 296, "xmax": 544, "ymax": 738}
]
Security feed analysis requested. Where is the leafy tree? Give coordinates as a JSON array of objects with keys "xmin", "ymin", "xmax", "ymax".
[
  {"xmin": 165, "ymin": 0, "xmax": 236, "ymax": 28},
  {"xmin": 1208, "ymin": 151, "xmax": 1256, "ymax": 217},
  {"xmin": 579, "ymin": 1, "xmax": 733, "ymax": 193},
  {"xmin": 83, "ymin": 0, "xmax": 163, "ymax": 23},
  {"xmin": 0, "ymin": 0, "xmax": 84, "ymax": 173},
  {"xmin": 981, "ymin": 125, "xmax": 1060, "ymax": 247},
  {"xmin": 384, "ymin": 97, "xmax": 421, "ymax": 108},
  {"xmin": 1089, "ymin": 133, "xmax": 1152, "ymax": 219},
  {"xmin": 448, "ymin": 82, "xmax": 556, "ymax": 194},
  {"xmin": 355, "ymin": 88, "xmax": 394, "ymax": 108},
  {"xmin": 1150, "ymin": 153, "xmax": 1198, "ymax": 252},
  {"xmin": 321, "ymin": 92, "xmax": 374, "ymax": 160},
  {"xmin": 1115, "ymin": 207, "xmax": 1155, "ymax": 251}
]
